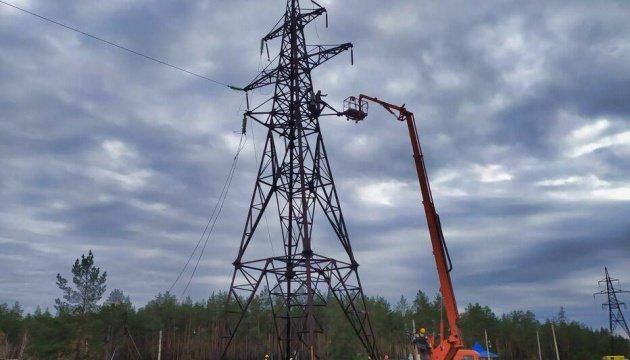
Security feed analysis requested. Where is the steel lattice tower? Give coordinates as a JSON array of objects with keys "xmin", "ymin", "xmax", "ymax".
[
  {"xmin": 595, "ymin": 267, "xmax": 630, "ymax": 351},
  {"xmin": 218, "ymin": 1, "xmax": 379, "ymax": 359}
]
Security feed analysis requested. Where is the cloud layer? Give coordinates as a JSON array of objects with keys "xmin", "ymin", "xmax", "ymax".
[{"xmin": 1, "ymin": 0, "xmax": 629, "ymax": 334}]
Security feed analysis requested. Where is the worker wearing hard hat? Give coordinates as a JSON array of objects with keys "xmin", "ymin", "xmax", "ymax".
[{"xmin": 412, "ymin": 327, "xmax": 431, "ymax": 360}]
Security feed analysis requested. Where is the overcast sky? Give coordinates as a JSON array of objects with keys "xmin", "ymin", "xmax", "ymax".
[{"xmin": 1, "ymin": 0, "xmax": 629, "ymax": 336}]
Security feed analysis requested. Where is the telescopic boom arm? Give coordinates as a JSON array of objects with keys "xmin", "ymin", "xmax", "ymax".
[{"xmin": 345, "ymin": 94, "xmax": 465, "ymax": 360}]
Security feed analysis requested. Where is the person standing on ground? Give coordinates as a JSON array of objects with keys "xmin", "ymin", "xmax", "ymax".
[{"xmin": 413, "ymin": 327, "xmax": 431, "ymax": 360}]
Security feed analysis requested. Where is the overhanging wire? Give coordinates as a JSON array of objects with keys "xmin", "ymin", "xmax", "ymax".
[
  {"xmin": 0, "ymin": 0, "xmax": 243, "ymax": 90},
  {"xmin": 178, "ymin": 133, "xmax": 247, "ymax": 299}
]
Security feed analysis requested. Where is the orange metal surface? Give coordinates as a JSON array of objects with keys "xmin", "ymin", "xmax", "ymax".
[{"xmin": 354, "ymin": 95, "xmax": 479, "ymax": 360}]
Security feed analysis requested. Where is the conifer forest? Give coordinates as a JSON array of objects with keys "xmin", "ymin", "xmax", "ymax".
[{"xmin": 0, "ymin": 252, "xmax": 626, "ymax": 360}]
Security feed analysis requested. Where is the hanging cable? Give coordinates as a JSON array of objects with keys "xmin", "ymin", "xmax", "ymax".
[
  {"xmin": 169, "ymin": 82, "xmax": 250, "ymax": 296},
  {"xmin": 168, "ymin": 131, "xmax": 247, "ymax": 295},
  {"xmin": 0, "ymin": 0, "xmax": 244, "ymax": 91},
  {"xmin": 179, "ymin": 133, "xmax": 247, "ymax": 298}
]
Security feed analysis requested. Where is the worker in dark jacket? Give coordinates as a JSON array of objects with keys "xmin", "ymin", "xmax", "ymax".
[
  {"xmin": 413, "ymin": 327, "xmax": 431, "ymax": 360},
  {"xmin": 308, "ymin": 89, "xmax": 327, "ymax": 117}
]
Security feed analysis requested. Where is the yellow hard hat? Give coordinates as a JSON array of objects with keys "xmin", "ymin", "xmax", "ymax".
[{"xmin": 419, "ymin": 327, "xmax": 426, "ymax": 334}]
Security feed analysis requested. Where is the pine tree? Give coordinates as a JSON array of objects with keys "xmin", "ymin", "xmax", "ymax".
[
  {"xmin": 55, "ymin": 250, "xmax": 107, "ymax": 315},
  {"xmin": 54, "ymin": 250, "xmax": 107, "ymax": 360},
  {"xmin": 105, "ymin": 288, "xmax": 131, "ymax": 307}
]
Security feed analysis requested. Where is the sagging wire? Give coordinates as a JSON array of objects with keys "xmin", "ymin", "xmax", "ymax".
[
  {"xmin": 0, "ymin": 0, "xmax": 245, "ymax": 92},
  {"xmin": 178, "ymin": 133, "xmax": 247, "ymax": 299},
  {"xmin": 168, "ymin": 128, "xmax": 247, "ymax": 298}
]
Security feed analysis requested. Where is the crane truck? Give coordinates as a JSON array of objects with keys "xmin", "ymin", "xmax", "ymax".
[{"xmin": 342, "ymin": 95, "xmax": 481, "ymax": 360}]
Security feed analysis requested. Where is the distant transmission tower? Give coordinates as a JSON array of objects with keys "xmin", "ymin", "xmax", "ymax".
[
  {"xmin": 218, "ymin": 1, "xmax": 379, "ymax": 359},
  {"xmin": 595, "ymin": 267, "xmax": 630, "ymax": 351}
]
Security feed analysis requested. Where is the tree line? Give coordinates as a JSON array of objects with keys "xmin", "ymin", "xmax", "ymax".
[{"xmin": 1, "ymin": 251, "xmax": 627, "ymax": 360}]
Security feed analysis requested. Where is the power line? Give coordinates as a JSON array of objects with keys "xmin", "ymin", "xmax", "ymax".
[
  {"xmin": 168, "ymin": 132, "xmax": 247, "ymax": 298},
  {"xmin": 0, "ymin": 0, "xmax": 244, "ymax": 91},
  {"xmin": 180, "ymin": 134, "xmax": 246, "ymax": 298}
]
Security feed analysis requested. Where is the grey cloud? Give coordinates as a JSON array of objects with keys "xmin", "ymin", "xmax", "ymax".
[{"xmin": 1, "ymin": 0, "xmax": 629, "ymax": 331}]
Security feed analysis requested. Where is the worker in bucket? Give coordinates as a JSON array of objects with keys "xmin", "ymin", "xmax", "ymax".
[{"xmin": 413, "ymin": 327, "xmax": 431, "ymax": 360}]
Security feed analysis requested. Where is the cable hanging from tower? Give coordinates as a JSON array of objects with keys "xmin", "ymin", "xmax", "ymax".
[{"xmin": 168, "ymin": 132, "xmax": 247, "ymax": 298}]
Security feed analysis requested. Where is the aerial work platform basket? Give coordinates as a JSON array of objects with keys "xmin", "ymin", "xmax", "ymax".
[{"xmin": 343, "ymin": 96, "xmax": 368, "ymax": 122}]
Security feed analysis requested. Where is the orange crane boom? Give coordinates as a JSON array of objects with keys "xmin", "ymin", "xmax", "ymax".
[{"xmin": 343, "ymin": 95, "xmax": 480, "ymax": 360}]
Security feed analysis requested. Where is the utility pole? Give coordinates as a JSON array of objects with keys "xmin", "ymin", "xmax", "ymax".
[
  {"xmin": 536, "ymin": 329, "xmax": 542, "ymax": 360},
  {"xmin": 157, "ymin": 330, "xmax": 162, "ymax": 360},
  {"xmin": 595, "ymin": 267, "xmax": 630, "ymax": 353},
  {"xmin": 551, "ymin": 323, "xmax": 560, "ymax": 360},
  {"xmin": 218, "ymin": 1, "xmax": 378, "ymax": 359},
  {"xmin": 484, "ymin": 329, "xmax": 490, "ymax": 360}
]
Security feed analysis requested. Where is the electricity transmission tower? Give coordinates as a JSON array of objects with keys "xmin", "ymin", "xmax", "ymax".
[
  {"xmin": 595, "ymin": 267, "xmax": 630, "ymax": 352},
  {"xmin": 218, "ymin": 1, "xmax": 379, "ymax": 359}
]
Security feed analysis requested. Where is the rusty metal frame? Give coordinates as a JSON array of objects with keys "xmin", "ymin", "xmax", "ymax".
[{"xmin": 218, "ymin": 1, "xmax": 379, "ymax": 359}]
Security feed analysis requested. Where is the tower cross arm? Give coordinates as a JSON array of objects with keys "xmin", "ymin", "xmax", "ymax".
[
  {"xmin": 243, "ymin": 67, "xmax": 279, "ymax": 92},
  {"xmin": 298, "ymin": 7, "xmax": 327, "ymax": 28},
  {"xmin": 263, "ymin": 8, "xmax": 326, "ymax": 42},
  {"xmin": 262, "ymin": 21, "xmax": 285, "ymax": 42},
  {"xmin": 305, "ymin": 43, "xmax": 353, "ymax": 68}
]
